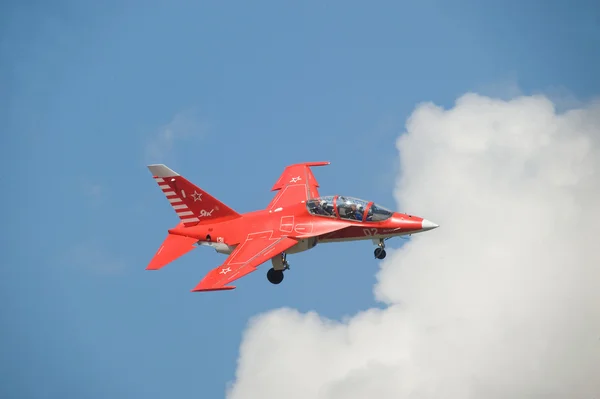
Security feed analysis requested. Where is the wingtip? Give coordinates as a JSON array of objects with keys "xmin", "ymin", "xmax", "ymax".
[
  {"xmin": 305, "ymin": 161, "xmax": 330, "ymax": 167},
  {"xmin": 191, "ymin": 285, "xmax": 236, "ymax": 292}
]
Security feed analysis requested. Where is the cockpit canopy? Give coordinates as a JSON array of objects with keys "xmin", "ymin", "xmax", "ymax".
[{"xmin": 306, "ymin": 195, "xmax": 394, "ymax": 222}]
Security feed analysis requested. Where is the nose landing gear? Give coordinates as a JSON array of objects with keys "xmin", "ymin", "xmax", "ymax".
[
  {"xmin": 267, "ymin": 253, "xmax": 289, "ymax": 284},
  {"xmin": 374, "ymin": 239, "xmax": 386, "ymax": 259}
]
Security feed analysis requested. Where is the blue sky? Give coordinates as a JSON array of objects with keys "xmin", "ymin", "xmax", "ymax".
[{"xmin": 2, "ymin": 1, "xmax": 599, "ymax": 397}]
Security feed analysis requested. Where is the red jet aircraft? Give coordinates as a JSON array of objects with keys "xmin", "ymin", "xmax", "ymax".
[{"xmin": 146, "ymin": 162, "xmax": 438, "ymax": 292}]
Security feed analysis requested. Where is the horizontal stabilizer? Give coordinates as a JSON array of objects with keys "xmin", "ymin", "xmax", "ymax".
[{"xmin": 147, "ymin": 234, "xmax": 198, "ymax": 270}]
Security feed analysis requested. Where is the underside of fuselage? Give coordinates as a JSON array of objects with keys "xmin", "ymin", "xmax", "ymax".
[
  {"xmin": 196, "ymin": 223, "xmax": 422, "ymax": 264},
  {"xmin": 315, "ymin": 226, "xmax": 413, "ymax": 243},
  {"xmin": 187, "ymin": 199, "xmax": 438, "ymax": 286}
]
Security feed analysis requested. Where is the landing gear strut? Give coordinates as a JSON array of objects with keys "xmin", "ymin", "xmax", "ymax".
[
  {"xmin": 267, "ymin": 253, "xmax": 289, "ymax": 284},
  {"xmin": 374, "ymin": 239, "xmax": 386, "ymax": 259},
  {"xmin": 281, "ymin": 252, "xmax": 290, "ymax": 270}
]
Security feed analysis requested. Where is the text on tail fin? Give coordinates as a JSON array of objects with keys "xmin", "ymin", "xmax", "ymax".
[{"xmin": 148, "ymin": 164, "xmax": 240, "ymax": 225}]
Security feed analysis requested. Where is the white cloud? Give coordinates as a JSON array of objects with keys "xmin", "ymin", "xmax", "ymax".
[
  {"xmin": 226, "ymin": 93, "xmax": 600, "ymax": 398},
  {"xmin": 473, "ymin": 74, "xmax": 523, "ymax": 100},
  {"xmin": 145, "ymin": 107, "xmax": 205, "ymax": 163}
]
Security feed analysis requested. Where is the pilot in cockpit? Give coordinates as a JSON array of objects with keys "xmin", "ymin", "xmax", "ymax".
[
  {"xmin": 348, "ymin": 203, "xmax": 363, "ymax": 220},
  {"xmin": 320, "ymin": 200, "xmax": 334, "ymax": 216}
]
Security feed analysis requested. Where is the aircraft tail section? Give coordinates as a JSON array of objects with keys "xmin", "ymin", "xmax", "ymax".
[
  {"xmin": 147, "ymin": 233, "xmax": 198, "ymax": 270},
  {"xmin": 148, "ymin": 164, "xmax": 241, "ymax": 227}
]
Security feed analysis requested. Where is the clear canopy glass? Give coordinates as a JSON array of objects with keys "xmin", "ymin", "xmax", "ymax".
[
  {"xmin": 306, "ymin": 195, "xmax": 336, "ymax": 217},
  {"xmin": 306, "ymin": 195, "xmax": 393, "ymax": 222},
  {"xmin": 365, "ymin": 203, "xmax": 394, "ymax": 221}
]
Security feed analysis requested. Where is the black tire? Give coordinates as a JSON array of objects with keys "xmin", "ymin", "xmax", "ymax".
[
  {"xmin": 267, "ymin": 268, "xmax": 284, "ymax": 284},
  {"xmin": 374, "ymin": 247, "xmax": 386, "ymax": 259}
]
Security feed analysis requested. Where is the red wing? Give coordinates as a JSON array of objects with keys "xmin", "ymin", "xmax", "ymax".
[
  {"xmin": 267, "ymin": 162, "xmax": 330, "ymax": 211},
  {"xmin": 191, "ymin": 233, "xmax": 298, "ymax": 292}
]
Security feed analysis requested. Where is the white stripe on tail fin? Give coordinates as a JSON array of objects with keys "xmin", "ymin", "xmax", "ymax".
[{"xmin": 148, "ymin": 164, "xmax": 240, "ymax": 227}]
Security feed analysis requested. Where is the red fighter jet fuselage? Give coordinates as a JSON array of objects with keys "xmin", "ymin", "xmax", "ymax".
[{"xmin": 146, "ymin": 162, "xmax": 438, "ymax": 292}]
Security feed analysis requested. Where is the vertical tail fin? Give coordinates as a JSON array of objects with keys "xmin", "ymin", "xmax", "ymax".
[{"xmin": 147, "ymin": 164, "xmax": 240, "ymax": 227}]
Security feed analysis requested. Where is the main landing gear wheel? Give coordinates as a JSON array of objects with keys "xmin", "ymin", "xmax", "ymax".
[
  {"xmin": 267, "ymin": 268, "xmax": 284, "ymax": 284},
  {"xmin": 374, "ymin": 239, "xmax": 386, "ymax": 259},
  {"xmin": 267, "ymin": 252, "xmax": 288, "ymax": 284}
]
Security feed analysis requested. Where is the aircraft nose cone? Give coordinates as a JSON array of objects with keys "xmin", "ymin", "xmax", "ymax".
[{"xmin": 421, "ymin": 219, "xmax": 439, "ymax": 231}]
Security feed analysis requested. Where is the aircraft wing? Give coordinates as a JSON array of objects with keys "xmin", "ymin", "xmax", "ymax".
[
  {"xmin": 191, "ymin": 232, "xmax": 299, "ymax": 292},
  {"xmin": 267, "ymin": 161, "xmax": 330, "ymax": 211}
]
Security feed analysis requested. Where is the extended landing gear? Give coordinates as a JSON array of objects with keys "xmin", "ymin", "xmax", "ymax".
[
  {"xmin": 374, "ymin": 239, "xmax": 386, "ymax": 259},
  {"xmin": 267, "ymin": 253, "xmax": 289, "ymax": 285},
  {"xmin": 267, "ymin": 268, "xmax": 284, "ymax": 284}
]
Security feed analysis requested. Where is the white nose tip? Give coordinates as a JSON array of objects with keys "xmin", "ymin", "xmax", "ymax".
[{"xmin": 421, "ymin": 219, "xmax": 439, "ymax": 230}]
